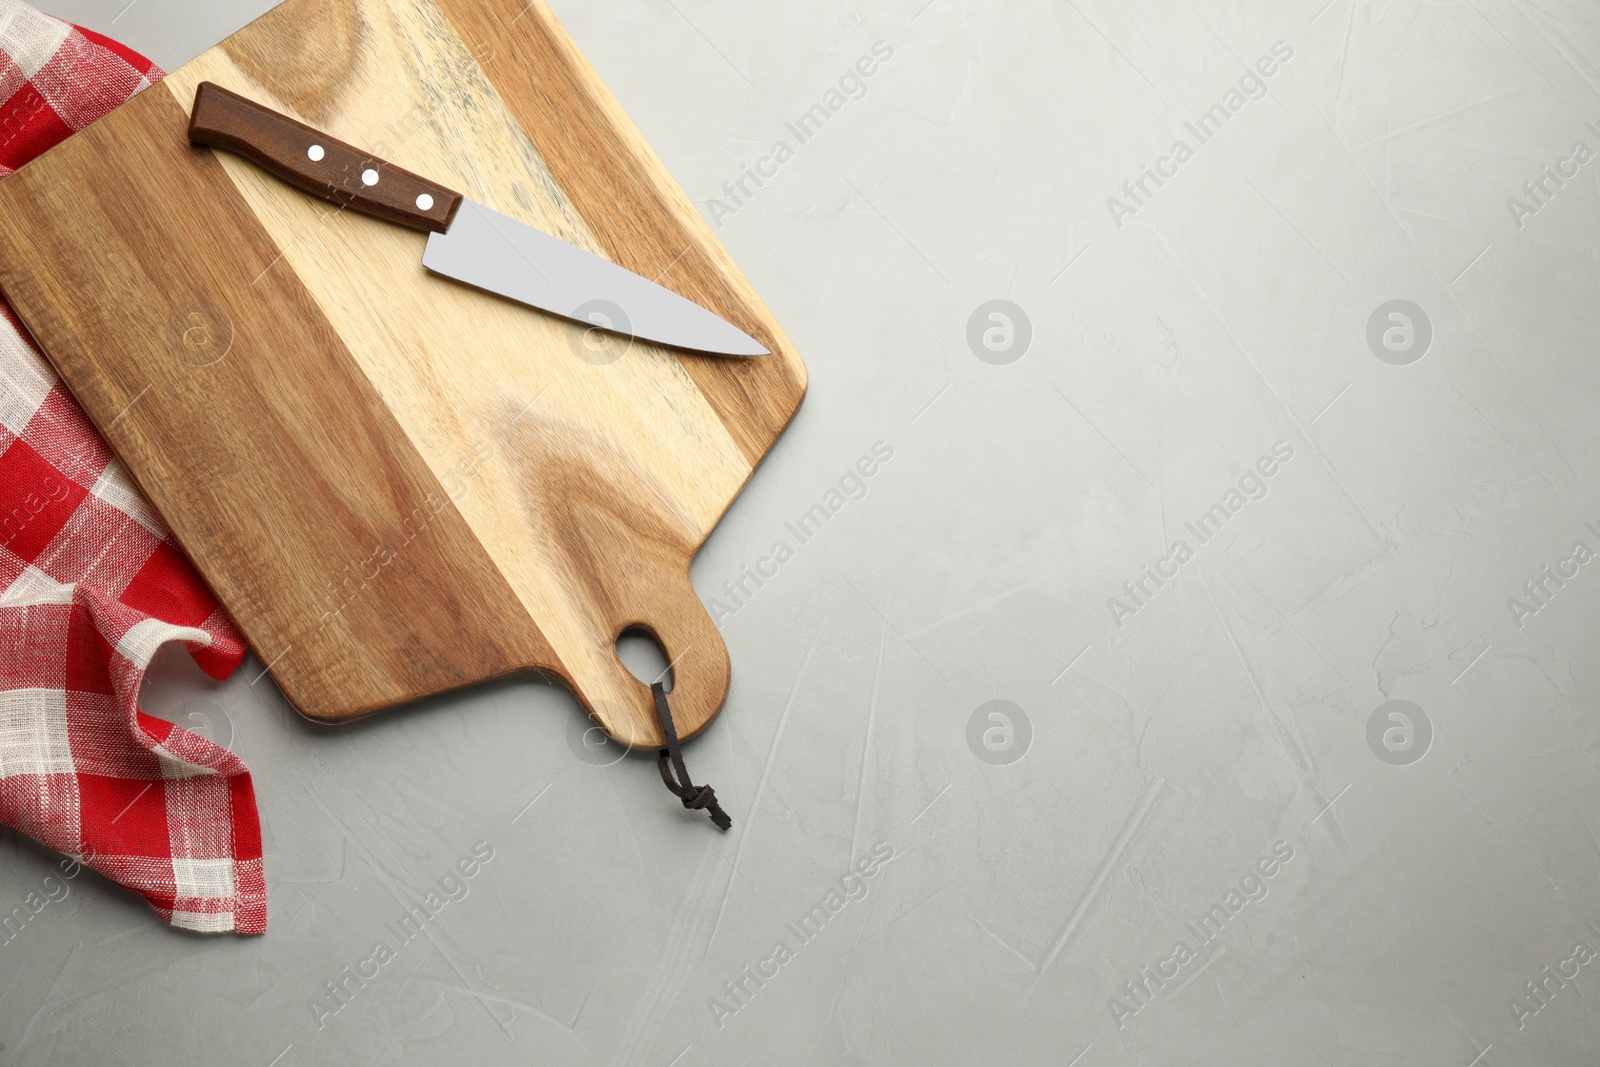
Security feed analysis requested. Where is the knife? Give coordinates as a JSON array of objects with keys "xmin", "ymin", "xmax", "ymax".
[{"xmin": 186, "ymin": 82, "xmax": 769, "ymax": 358}]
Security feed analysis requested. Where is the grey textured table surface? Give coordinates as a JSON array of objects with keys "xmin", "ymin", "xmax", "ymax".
[{"xmin": 9, "ymin": 0, "xmax": 1600, "ymax": 1064}]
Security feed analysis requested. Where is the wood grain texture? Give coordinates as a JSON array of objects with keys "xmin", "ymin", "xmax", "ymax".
[
  {"xmin": 220, "ymin": 0, "xmax": 365, "ymax": 124},
  {"xmin": 189, "ymin": 81, "xmax": 463, "ymax": 233},
  {"xmin": 0, "ymin": 85, "xmax": 554, "ymax": 718},
  {"xmin": 431, "ymin": 0, "xmax": 808, "ymax": 465},
  {"xmin": 0, "ymin": 0, "xmax": 805, "ymax": 746}
]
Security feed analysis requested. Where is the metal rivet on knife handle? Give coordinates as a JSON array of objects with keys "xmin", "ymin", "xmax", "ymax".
[{"xmin": 186, "ymin": 81, "xmax": 463, "ymax": 234}]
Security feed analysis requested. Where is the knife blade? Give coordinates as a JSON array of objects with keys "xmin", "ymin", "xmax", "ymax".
[{"xmin": 186, "ymin": 82, "xmax": 769, "ymax": 358}]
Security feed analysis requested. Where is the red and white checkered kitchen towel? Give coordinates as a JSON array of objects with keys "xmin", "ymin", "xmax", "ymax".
[{"xmin": 0, "ymin": 0, "xmax": 264, "ymax": 933}]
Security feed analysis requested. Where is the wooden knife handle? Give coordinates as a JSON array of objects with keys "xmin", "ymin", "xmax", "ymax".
[{"xmin": 187, "ymin": 81, "xmax": 463, "ymax": 234}]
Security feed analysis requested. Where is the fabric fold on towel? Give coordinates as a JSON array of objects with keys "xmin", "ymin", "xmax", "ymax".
[{"xmin": 0, "ymin": 0, "xmax": 265, "ymax": 934}]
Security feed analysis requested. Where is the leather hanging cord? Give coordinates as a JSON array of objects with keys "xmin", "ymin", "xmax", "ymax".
[{"xmin": 651, "ymin": 681, "xmax": 731, "ymax": 831}]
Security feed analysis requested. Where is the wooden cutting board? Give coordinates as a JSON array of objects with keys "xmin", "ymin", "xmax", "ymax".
[{"xmin": 0, "ymin": 0, "xmax": 804, "ymax": 746}]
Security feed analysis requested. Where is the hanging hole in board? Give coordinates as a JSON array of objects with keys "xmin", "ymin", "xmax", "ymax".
[{"xmin": 615, "ymin": 626, "xmax": 672, "ymax": 692}]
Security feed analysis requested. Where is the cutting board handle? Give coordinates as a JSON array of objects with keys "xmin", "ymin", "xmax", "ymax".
[
  {"xmin": 591, "ymin": 570, "xmax": 731, "ymax": 750},
  {"xmin": 188, "ymin": 81, "xmax": 463, "ymax": 233}
]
